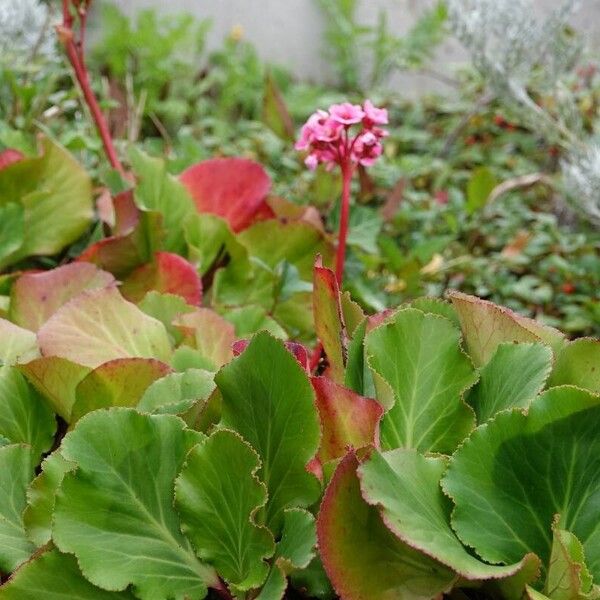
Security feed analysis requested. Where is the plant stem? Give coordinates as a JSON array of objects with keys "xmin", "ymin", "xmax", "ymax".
[
  {"xmin": 335, "ymin": 161, "xmax": 353, "ymax": 284},
  {"xmin": 59, "ymin": 0, "xmax": 125, "ymax": 175}
]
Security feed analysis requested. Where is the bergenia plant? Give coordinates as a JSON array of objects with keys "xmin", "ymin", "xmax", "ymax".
[{"xmin": 296, "ymin": 100, "xmax": 388, "ymax": 282}]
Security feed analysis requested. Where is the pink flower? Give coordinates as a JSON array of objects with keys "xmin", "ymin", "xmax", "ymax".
[
  {"xmin": 352, "ymin": 131, "xmax": 383, "ymax": 167},
  {"xmin": 295, "ymin": 110, "xmax": 342, "ymax": 151},
  {"xmin": 294, "ymin": 100, "xmax": 389, "ymax": 286},
  {"xmin": 363, "ymin": 100, "xmax": 388, "ymax": 126},
  {"xmin": 329, "ymin": 103, "xmax": 365, "ymax": 125},
  {"xmin": 305, "ymin": 153, "xmax": 319, "ymax": 170},
  {"xmin": 295, "ymin": 100, "xmax": 388, "ymax": 171}
]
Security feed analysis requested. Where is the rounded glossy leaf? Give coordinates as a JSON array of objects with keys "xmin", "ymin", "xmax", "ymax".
[
  {"xmin": 38, "ymin": 287, "xmax": 172, "ymax": 368},
  {"xmin": 176, "ymin": 429, "xmax": 274, "ymax": 591},
  {"xmin": 317, "ymin": 452, "xmax": 456, "ymax": 600},
  {"xmin": 10, "ymin": 263, "xmax": 115, "ymax": 332},
  {"xmin": 53, "ymin": 409, "xmax": 217, "ymax": 599},
  {"xmin": 359, "ymin": 449, "xmax": 540, "ymax": 583},
  {"xmin": 216, "ymin": 332, "xmax": 320, "ymax": 533},
  {"xmin": 0, "ymin": 445, "xmax": 36, "ymax": 572},
  {"xmin": 443, "ymin": 387, "xmax": 600, "ymax": 578},
  {"xmin": 0, "ymin": 549, "xmax": 136, "ymax": 599},
  {"xmin": 366, "ymin": 308, "xmax": 477, "ymax": 453}
]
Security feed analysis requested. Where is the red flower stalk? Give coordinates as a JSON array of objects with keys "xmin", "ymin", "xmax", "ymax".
[
  {"xmin": 57, "ymin": 0, "xmax": 125, "ymax": 175},
  {"xmin": 296, "ymin": 101, "xmax": 388, "ymax": 283}
]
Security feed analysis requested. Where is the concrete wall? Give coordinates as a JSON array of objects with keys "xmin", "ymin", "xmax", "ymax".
[{"xmin": 104, "ymin": 0, "xmax": 600, "ymax": 95}]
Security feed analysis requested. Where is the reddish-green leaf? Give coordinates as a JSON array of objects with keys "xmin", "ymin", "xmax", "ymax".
[
  {"xmin": 121, "ymin": 252, "xmax": 202, "ymax": 306},
  {"xmin": 311, "ymin": 376, "xmax": 383, "ymax": 464},
  {"xmin": 448, "ymin": 291, "xmax": 565, "ymax": 366},
  {"xmin": 38, "ymin": 287, "xmax": 172, "ymax": 368},
  {"xmin": 19, "ymin": 357, "xmax": 91, "ymax": 421},
  {"xmin": 317, "ymin": 452, "xmax": 455, "ymax": 600},
  {"xmin": 70, "ymin": 358, "xmax": 172, "ymax": 422},
  {"xmin": 10, "ymin": 263, "xmax": 115, "ymax": 332},
  {"xmin": 174, "ymin": 309, "xmax": 236, "ymax": 370},
  {"xmin": 313, "ymin": 259, "xmax": 347, "ymax": 383}
]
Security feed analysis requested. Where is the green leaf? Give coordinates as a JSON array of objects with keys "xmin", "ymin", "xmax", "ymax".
[
  {"xmin": 257, "ymin": 509, "xmax": 317, "ymax": 600},
  {"xmin": 275, "ymin": 508, "xmax": 316, "ymax": 573},
  {"xmin": 10, "ymin": 263, "xmax": 115, "ymax": 332},
  {"xmin": 170, "ymin": 346, "xmax": 215, "ymax": 372},
  {"xmin": 313, "ymin": 260, "xmax": 346, "ymax": 384},
  {"xmin": 214, "ymin": 221, "xmax": 333, "ymax": 341},
  {"xmin": 528, "ymin": 587, "xmax": 553, "ymax": 600},
  {"xmin": 19, "ymin": 357, "xmax": 91, "ymax": 421},
  {"xmin": 0, "ymin": 549, "xmax": 137, "ymax": 599},
  {"xmin": 70, "ymin": 358, "xmax": 172, "ymax": 423},
  {"xmin": 366, "ymin": 308, "xmax": 477, "ymax": 453},
  {"xmin": 0, "ymin": 319, "xmax": 38, "ymax": 366},
  {"xmin": 344, "ymin": 318, "xmax": 373, "ymax": 397},
  {"xmin": 410, "ymin": 297, "xmax": 460, "ymax": 328},
  {"xmin": 138, "ymin": 369, "xmax": 216, "ymax": 415},
  {"xmin": 215, "ymin": 332, "xmax": 320, "ymax": 532},
  {"xmin": 359, "ymin": 449, "xmax": 541, "ymax": 583},
  {"xmin": 0, "ymin": 366, "xmax": 56, "ymax": 458},
  {"xmin": 185, "ymin": 213, "xmax": 249, "ymax": 277},
  {"xmin": 317, "ymin": 452, "xmax": 456, "ymax": 600},
  {"xmin": 347, "ymin": 206, "xmax": 383, "ymax": 254},
  {"xmin": 448, "ymin": 291, "xmax": 565, "ymax": 367},
  {"xmin": 545, "ymin": 525, "xmax": 597, "ymax": 599},
  {"xmin": 0, "ymin": 202, "xmax": 24, "ymax": 266},
  {"xmin": 548, "ymin": 339, "xmax": 600, "ymax": 393},
  {"xmin": 262, "ymin": 72, "xmax": 295, "ymax": 141},
  {"xmin": 0, "ymin": 445, "xmax": 36, "ymax": 572},
  {"xmin": 466, "ymin": 166, "xmax": 497, "ymax": 214},
  {"xmin": 255, "ymin": 568, "xmax": 287, "ymax": 600},
  {"xmin": 38, "ymin": 287, "xmax": 172, "ymax": 368},
  {"xmin": 0, "ymin": 138, "xmax": 93, "ymax": 268},
  {"xmin": 467, "ymin": 342, "xmax": 552, "ymax": 423},
  {"xmin": 222, "ymin": 305, "xmax": 288, "ymax": 340},
  {"xmin": 24, "ymin": 451, "xmax": 75, "ymax": 547},
  {"xmin": 442, "ymin": 387, "xmax": 600, "ymax": 578},
  {"xmin": 138, "ymin": 291, "xmax": 196, "ymax": 344},
  {"xmin": 289, "ymin": 558, "xmax": 335, "ymax": 600},
  {"xmin": 53, "ymin": 409, "xmax": 217, "ymax": 599},
  {"xmin": 175, "ymin": 429, "xmax": 274, "ymax": 591},
  {"xmin": 130, "ymin": 148, "xmax": 195, "ymax": 255},
  {"xmin": 340, "ymin": 291, "xmax": 366, "ymax": 337}
]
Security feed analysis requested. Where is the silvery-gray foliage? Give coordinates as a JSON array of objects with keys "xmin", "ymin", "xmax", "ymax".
[
  {"xmin": 450, "ymin": 0, "xmax": 600, "ymax": 225},
  {"xmin": 448, "ymin": 0, "xmax": 579, "ymax": 97},
  {"xmin": 0, "ymin": 0, "xmax": 56, "ymax": 63},
  {"xmin": 562, "ymin": 142, "xmax": 600, "ymax": 225}
]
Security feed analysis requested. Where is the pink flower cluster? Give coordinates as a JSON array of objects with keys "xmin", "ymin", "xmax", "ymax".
[{"xmin": 295, "ymin": 100, "xmax": 388, "ymax": 170}]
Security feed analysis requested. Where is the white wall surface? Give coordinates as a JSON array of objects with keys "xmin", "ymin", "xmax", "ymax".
[{"xmin": 101, "ymin": 0, "xmax": 600, "ymax": 94}]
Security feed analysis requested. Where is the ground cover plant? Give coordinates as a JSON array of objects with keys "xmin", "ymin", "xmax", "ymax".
[
  {"xmin": 1, "ymin": 1, "xmax": 600, "ymax": 598},
  {"xmin": 2, "ymin": 2, "xmax": 599, "ymax": 336}
]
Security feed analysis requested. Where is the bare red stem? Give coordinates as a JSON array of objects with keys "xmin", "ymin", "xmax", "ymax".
[
  {"xmin": 59, "ymin": 0, "xmax": 125, "ymax": 175},
  {"xmin": 335, "ymin": 161, "xmax": 353, "ymax": 283}
]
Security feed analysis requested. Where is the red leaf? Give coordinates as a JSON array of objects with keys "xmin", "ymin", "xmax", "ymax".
[
  {"xmin": 121, "ymin": 252, "xmax": 202, "ymax": 306},
  {"xmin": 179, "ymin": 157, "xmax": 272, "ymax": 232},
  {"xmin": 311, "ymin": 377, "xmax": 383, "ymax": 464},
  {"xmin": 0, "ymin": 148, "xmax": 24, "ymax": 171},
  {"xmin": 78, "ymin": 197, "xmax": 160, "ymax": 278}
]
